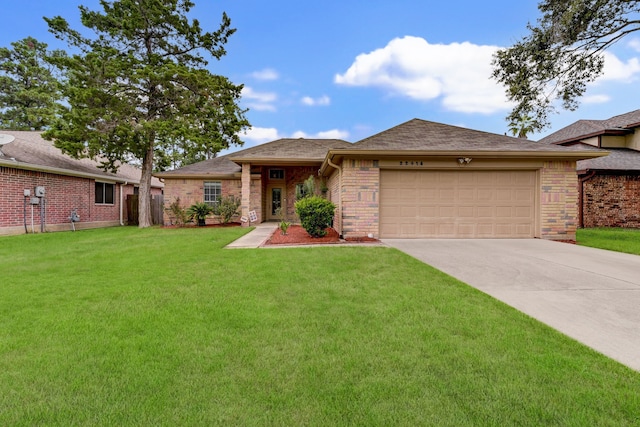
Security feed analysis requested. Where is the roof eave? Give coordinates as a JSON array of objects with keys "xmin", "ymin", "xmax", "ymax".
[
  {"xmin": 320, "ymin": 149, "xmax": 608, "ymax": 175},
  {"xmin": 226, "ymin": 157, "xmax": 323, "ymax": 166},
  {"xmin": 153, "ymin": 172, "xmax": 240, "ymax": 179},
  {"xmin": 552, "ymin": 128, "xmax": 632, "ymax": 145},
  {"xmin": 0, "ymin": 158, "xmax": 159, "ymax": 186}
]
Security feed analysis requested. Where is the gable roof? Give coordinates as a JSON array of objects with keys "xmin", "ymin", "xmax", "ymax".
[
  {"xmin": 155, "ymin": 138, "xmax": 352, "ymax": 178},
  {"xmin": 538, "ymin": 110, "xmax": 640, "ymax": 145},
  {"xmin": 351, "ymin": 118, "xmax": 578, "ymax": 152},
  {"xmin": 0, "ymin": 130, "xmax": 163, "ymax": 187},
  {"xmin": 228, "ymin": 138, "xmax": 352, "ymax": 163}
]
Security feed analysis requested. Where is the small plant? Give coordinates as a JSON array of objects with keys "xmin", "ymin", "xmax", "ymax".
[
  {"xmin": 294, "ymin": 196, "xmax": 335, "ymax": 237},
  {"xmin": 212, "ymin": 195, "xmax": 241, "ymax": 224},
  {"xmin": 187, "ymin": 202, "xmax": 213, "ymax": 226},
  {"xmin": 274, "ymin": 206, "xmax": 290, "ymax": 235},
  {"xmin": 165, "ymin": 197, "xmax": 190, "ymax": 227},
  {"xmin": 296, "ymin": 175, "xmax": 317, "ymax": 200}
]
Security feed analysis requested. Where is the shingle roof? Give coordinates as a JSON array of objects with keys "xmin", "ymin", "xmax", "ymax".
[
  {"xmin": 573, "ymin": 143, "xmax": 640, "ymax": 171},
  {"xmin": 154, "ymin": 154, "xmax": 241, "ymax": 177},
  {"xmin": 538, "ymin": 110, "xmax": 640, "ymax": 145},
  {"xmin": 351, "ymin": 118, "xmax": 579, "ymax": 152},
  {"xmin": 229, "ymin": 138, "xmax": 352, "ymax": 161},
  {"xmin": 0, "ymin": 130, "xmax": 163, "ymax": 187}
]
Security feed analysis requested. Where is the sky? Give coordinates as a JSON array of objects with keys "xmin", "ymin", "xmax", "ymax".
[{"xmin": 1, "ymin": 0, "xmax": 639, "ymax": 156}]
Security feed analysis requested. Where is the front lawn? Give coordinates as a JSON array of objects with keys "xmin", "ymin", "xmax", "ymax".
[
  {"xmin": 577, "ymin": 227, "xmax": 640, "ymax": 255},
  {"xmin": 1, "ymin": 227, "xmax": 639, "ymax": 425}
]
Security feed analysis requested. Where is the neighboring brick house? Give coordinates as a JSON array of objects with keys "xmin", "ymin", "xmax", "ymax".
[
  {"xmin": 157, "ymin": 119, "xmax": 604, "ymax": 241},
  {"xmin": 539, "ymin": 110, "xmax": 640, "ymax": 228},
  {"xmin": 0, "ymin": 131, "xmax": 163, "ymax": 235}
]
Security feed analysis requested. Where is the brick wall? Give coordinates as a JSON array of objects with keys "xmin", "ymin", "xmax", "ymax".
[
  {"xmin": 0, "ymin": 166, "xmax": 131, "ymax": 235},
  {"xmin": 162, "ymin": 177, "xmax": 242, "ymax": 225},
  {"xmin": 341, "ymin": 159, "xmax": 379, "ymax": 239},
  {"xmin": 583, "ymin": 174, "xmax": 640, "ymax": 228},
  {"xmin": 540, "ymin": 161, "xmax": 579, "ymax": 240},
  {"xmin": 326, "ymin": 169, "xmax": 341, "ymax": 234}
]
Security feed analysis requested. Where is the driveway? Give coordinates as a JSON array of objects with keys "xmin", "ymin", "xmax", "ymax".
[{"xmin": 382, "ymin": 239, "xmax": 640, "ymax": 371}]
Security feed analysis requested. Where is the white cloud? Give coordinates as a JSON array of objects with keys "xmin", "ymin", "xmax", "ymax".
[
  {"xmin": 291, "ymin": 129, "xmax": 349, "ymax": 139},
  {"xmin": 301, "ymin": 95, "xmax": 331, "ymax": 106},
  {"xmin": 241, "ymin": 86, "xmax": 277, "ymax": 112},
  {"xmin": 250, "ymin": 68, "xmax": 279, "ymax": 81},
  {"xmin": 599, "ymin": 51, "xmax": 640, "ymax": 82},
  {"xmin": 628, "ymin": 38, "xmax": 640, "ymax": 53},
  {"xmin": 582, "ymin": 94, "xmax": 611, "ymax": 104},
  {"xmin": 242, "ymin": 127, "xmax": 280, "ymax": 143},
  {"xmin": 335, "ymin": 36, "xmax": 509, "ymax": 114}
]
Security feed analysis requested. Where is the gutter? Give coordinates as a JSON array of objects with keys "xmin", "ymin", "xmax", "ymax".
[{"xmin": 0, "ymin": 158, "xmax": 138, "ymax": 185}]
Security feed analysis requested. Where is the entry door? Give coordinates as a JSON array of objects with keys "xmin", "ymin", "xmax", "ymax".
[{"xmin": 267, "ymin": 185, "xmax": 284, "ymax": 220}]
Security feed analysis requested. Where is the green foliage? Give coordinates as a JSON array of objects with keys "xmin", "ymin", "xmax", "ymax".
[
  {"xmin": 508, "ymin": 115, "xmax": 535, "ymax": 139},
  {"xmin": 42, "ymin": 0, "xmax": 250, "ymax": 227},
  {"xmin": 274, "ymin": 206, "xmax": 290, "ymax": 235},
  {"xmin": 578, "ymin": 227, "xmax": 640, "ymax": 256},
  {"xmin": 212, "ymin": 195, "xmax": 240, "ymax": 224},
  {"xmin": 294, "ymin": 196, "xmax": 335, "ymax": 237},
  {"xmin": 296, "ymin": 175, "xmax": 317, "ymax": 200},
  {"xmin": 492, "ymin": 0, "xmax": 639, "ymax": 132},
  {"xmin": 0, "ymin": 37, "xmax": 65, "ymax": 130},
  {"xmin": 164, "ymin": 197, "xmax": 190, "ymax": 227},
  {"xmin": 187, "ymin": 202, "xmax": 212, "ymax": 226}
]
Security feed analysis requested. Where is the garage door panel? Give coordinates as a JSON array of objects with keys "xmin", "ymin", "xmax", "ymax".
[{"xmin": 380, "ymin": 170, "xmax": 536, "ymax": 238}]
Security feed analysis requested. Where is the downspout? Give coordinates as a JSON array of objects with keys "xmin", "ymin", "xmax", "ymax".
[
  {"xmin": 578, "ymin": 170, "xmax": 596, "ymax": 228},
  {"xmin": 326, "ymin": 155, "xmax": 343, "ymax": 237},
  {"xmin": 120, "ymin": 182, "xmax": 128, "ymax": 226}
]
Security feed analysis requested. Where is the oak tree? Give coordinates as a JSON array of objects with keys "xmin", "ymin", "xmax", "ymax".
[
  {"xmin": 0, "ymin": 37, "xmax": 65, "ymax": 130},
  {"xmin": 492, "ymin": 0, "xmax": 640, "ymax": 132},
  {"xmin": 43, "ymin": 0, "xmax": 249, "ymax": 227}
]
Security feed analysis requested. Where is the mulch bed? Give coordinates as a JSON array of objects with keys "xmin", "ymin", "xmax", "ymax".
[{"xmin": 264, "ymin": 224, "xmax": 379, "ymax": 246}]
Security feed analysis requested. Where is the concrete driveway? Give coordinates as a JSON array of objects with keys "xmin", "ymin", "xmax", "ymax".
[{"xmin": 382, "ymin": 239, "xmax": 640, "ymax": 371}]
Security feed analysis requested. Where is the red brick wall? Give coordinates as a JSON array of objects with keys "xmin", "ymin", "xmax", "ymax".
[
  {"xmin": 0, "ymin": 166, "xmax": 134, "ymax": 235},
  {"xmin": 583, "ymin": 174, "xmax": 640, "ymax": 228}
]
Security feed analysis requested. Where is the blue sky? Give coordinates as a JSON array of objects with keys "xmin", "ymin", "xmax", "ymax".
[{"xmin": 2, "ymin": 1, "xmax": 639, "ymax": 155}]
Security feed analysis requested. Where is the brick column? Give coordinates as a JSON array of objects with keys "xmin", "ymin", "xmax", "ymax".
[{"xmin": 241, "ymin": 163, "xmax": 251, "ymax": 226}]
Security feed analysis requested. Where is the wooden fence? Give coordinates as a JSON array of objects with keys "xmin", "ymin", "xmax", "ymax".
[{"xmin": 126, "ymin": 195, "xmax": 164, "ymax": 225}]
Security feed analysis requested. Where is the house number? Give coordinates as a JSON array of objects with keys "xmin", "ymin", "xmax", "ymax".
[{"xmin": 399, "ymin": 161, "xmax": 424, "ymax": 166}]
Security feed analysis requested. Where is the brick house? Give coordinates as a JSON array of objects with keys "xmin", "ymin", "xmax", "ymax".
[
  {"xmin": 0, "ymin": 131, "xmax": 163, "ymax": 235},
  {"xmin": 539, "ymin": 110, "xmax": 640, "ymax": 228},
  {"xmin": 156, "ymin": 119, "xmax": 604, "ymax": 240}
]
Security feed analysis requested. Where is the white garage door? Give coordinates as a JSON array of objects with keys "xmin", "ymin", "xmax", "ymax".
[{"xmin": 380, "ymin": 170, "xmax": 536, "ymax": 238}]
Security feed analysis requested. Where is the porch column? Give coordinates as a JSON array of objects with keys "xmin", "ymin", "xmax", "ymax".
[{"xmin": 241, "ymin": 163, "xmax": 251, "ymax": 226}]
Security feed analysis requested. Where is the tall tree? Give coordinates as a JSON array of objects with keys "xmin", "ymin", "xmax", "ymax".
[
  {"xmin": 492, "ymin": 0, "xmax": 640, "ymax": 132},
  {"xmin": 43, "ymin": 0, "xmax": 249, "ymax": 227},
  {"xmin": 0, "ymin": 37, "xmax": 65, "ymax": 130}
]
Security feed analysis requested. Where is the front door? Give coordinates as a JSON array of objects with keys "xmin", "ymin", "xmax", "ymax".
[{"xmin": 267, "ymin": 185, "xmax": 284, "ymax": 220}]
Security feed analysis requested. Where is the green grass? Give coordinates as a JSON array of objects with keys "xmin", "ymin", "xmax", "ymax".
[
  {"xmin": 577, "ymin": 227, "xmax": 640, "ymax": 255},
  {"xmin": 1, "ymin": 227, "xmax": 639, "ymax": 426}
]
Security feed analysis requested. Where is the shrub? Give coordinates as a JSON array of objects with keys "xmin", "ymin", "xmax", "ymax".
[
  {"xmin": 274, "ymin": 207, "xmax": 290, "ymax": 235},
  {"xmin": 296, "ymin": 175, "xmax": 316, "ymax": 200},
  {"xmin": 294, "ymin": 196, "xmax": 335, "ymax": 237},
  {"xmin": 187, "ymin": 202, "xmax": 213, "ymax": 226},
  {"xmin": 165, "ymin": 198, "xmax": 190, "ymax": 227},
  {"xmin": 213, "ymin": 195, "xmax": 240, "ymax": 224}
]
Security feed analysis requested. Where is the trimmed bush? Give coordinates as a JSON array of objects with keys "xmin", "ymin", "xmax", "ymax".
[{"xmin": 294, "ymin": 196, "xmax": 335, "ymax": 237}]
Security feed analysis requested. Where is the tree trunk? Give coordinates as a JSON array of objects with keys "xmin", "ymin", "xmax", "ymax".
[{"xmin": 138, "ymin": 141, "xmax": 154, "ymax": 228}]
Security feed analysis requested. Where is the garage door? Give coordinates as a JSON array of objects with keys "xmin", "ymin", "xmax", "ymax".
[{"xmin": 380, "ymin": 170, "xmax": 536, "ymax": 238}]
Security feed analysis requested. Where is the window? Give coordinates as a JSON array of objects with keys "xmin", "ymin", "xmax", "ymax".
[
  {"xmin": 204, "ymin": 181, "xmax": 221, "ymax": 206},
  {"xmin": 269, "ymin": 169, "xmax": 285, "ymax": 180},
  {"xmin": 295, "ymin": 183, "xmax": 308, "ymax": 200},
  {"xmin": 95, "ymin": 182, "xmax": 115, "ymax": 204}
]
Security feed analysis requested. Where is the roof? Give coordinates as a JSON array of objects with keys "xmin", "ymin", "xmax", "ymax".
[
  {"xmin": 0, "ymin": 130, "xmax": 163, "ymax": 187},
  {"xmin": 538, "ymin": 110, "xmax": 640, "ymax": 145},
  {"xmin": 351, "ymin": 118, "xmax": 588, "ymax": 152},
  {"xmin": 155, "ymin": 138, "xmax": 352, "ymax": 178},
  {"xmin": 572, "ymin": 144, "xmax": 640, "ymax": 172},
  {"xmin": 228, "ymin": 138, "xmax": 352, "ymax": 162}
]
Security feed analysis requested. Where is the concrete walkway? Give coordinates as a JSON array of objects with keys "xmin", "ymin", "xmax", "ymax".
[
  {"xmin": 225, "ymin": 222, "xmax": 278, "ymax": 248},
  {"xmin": 383, "ymin": 239, "xmax": 640, "ymax": 371}
]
